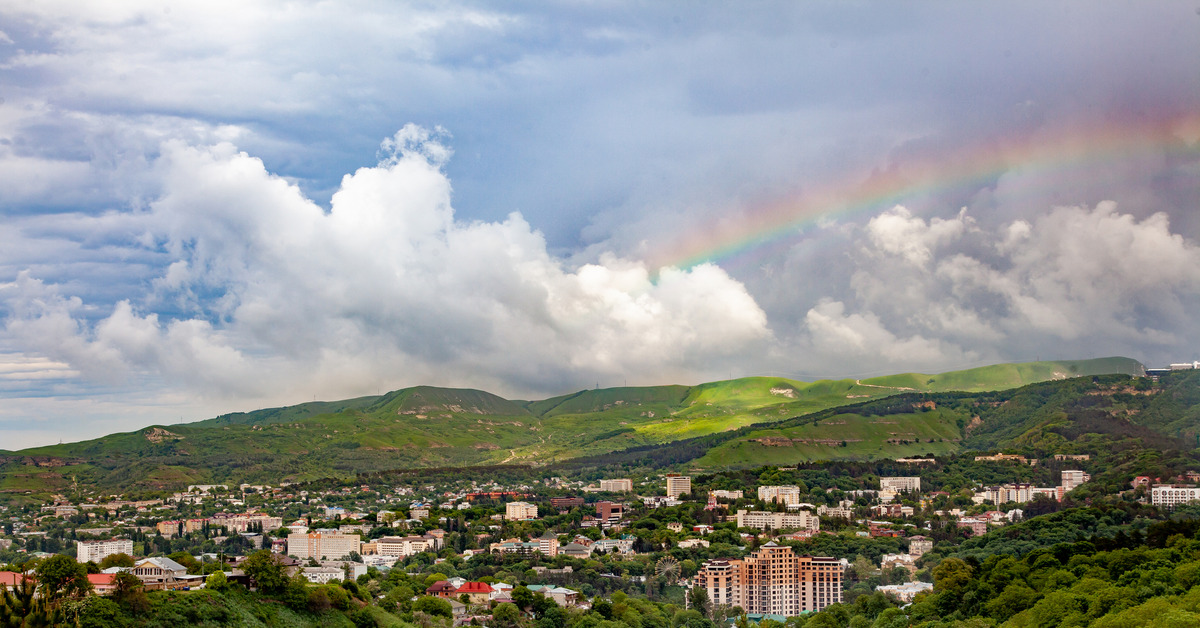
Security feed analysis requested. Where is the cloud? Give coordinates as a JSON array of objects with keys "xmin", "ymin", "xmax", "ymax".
[{"xmin": 2, "ymin": 127, "xmax": 771, "ymax": 410}]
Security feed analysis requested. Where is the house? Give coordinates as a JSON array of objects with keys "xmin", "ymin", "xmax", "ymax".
[
  {"xmin": 527, "ymin": 584, "xmax": 580, "ymax": 606},
  {"xmin": 426, "ymin": 580, "xmax": 458, "ymax": 598},
  {"xmin": 131, "ymin": 557, "xmax": 194, "ymax": 591},
  {"xmin": 88, "ymin": 573, "xmax": 117, "ymax": 595},
  {"xmin": 560, "ymin": 543, "xmax": 592, "ymax": 559},
  {"xmin": 679, "ymin": 538, "xmax": 710, "ymax": 549},
  {"xmin": 301, "ymin": 567, "xmax": 343, "ymax": 584},
  {"xmin": 455, "ymin": 581, "xmax": 493, "ymax": 605}
]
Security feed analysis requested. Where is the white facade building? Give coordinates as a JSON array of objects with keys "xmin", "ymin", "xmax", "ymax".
[
  {"xmin": 505, "ymin": 502, "xmax": 538, "ymax": 521},
  {"xmin": 1152, "ymin": 485, "xmax": 1200, "ymax": 510},
  {"xmin": 735, "ymin": 509, "xmax": 819, "ymax": 532},
  {"xmin": 77, "ymin": 539, "xmax": 134, "ymax": 563},
  {"xmin": 599, "ymin": 479, "xmax": 633, "ymax": 492}
]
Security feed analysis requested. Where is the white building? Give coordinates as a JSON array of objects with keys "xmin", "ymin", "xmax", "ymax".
[
  {"xmin": 1061, "ymin": 470, "xmax": 1091, "ymax": 491},
  {"xmin": 599, "ymin": 479, "xmax": 633, "ymax": 492},
  {"xmin": 302, "ymin": 567, "xmax": 344, "ymax": 584},
  {"xmin": 879, "ymin": 477, "xmax": 921, "ymax": 492},
  {"xmin": 505, "ymin": 502, "xmax": 538, "ymax": 521},
  {"xmin": 876, "ymin": 581, "xmax": 933, "ymax": 602},
  {"xmin": 710, "ymin": 489, "xmax": 744, "ymax": 500},
  {"xmin": 735, "ymin": 509, "xmax": 819, "ymax": 532},
  {"xmin": 77, "ymin": 539, "xmax": 134, "ymax": 563},
  {"xmin": 1152, "ymin": 485, "xmax": 1200, "ymax": 510},
  {"xmin": 758, "ymin": 485, "xmax": 804, "ymax": 505}
]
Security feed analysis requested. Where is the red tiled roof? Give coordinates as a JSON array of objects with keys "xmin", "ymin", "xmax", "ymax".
[
  {"xmin": 455, "ymin": 581, "xmax": 493, "ymax": 594},
  {"xmin": 0, "ymin": 572, "xmax": 31, "ymax": 587},
  {"xmin": 426, "ymin": 581, "xmax": 457, "ymax": 593},
  {"xmin": 88, "ymin": 574, "xmax": 116, "ymax": 586}
]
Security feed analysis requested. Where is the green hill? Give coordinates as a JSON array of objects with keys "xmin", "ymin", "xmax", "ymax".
[{"xmin": 0, "ymin": 357, "xmax": 1147, "ymax": 496}]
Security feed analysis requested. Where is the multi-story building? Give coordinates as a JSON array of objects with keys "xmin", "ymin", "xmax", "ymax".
[
  {"xmin": 505, "ymin": 501, "xmax": 538, "ymax": 521},
  {"xmin": 550, "ymin": 497, "xmax": 584, "ymax": 510},
  {"xmin": 907, "ymin": 535, "xmax": 933, "ymax": 558},
  {"xmin": 77, "ymin": 539, "xmax": 134, "ymax": 563},
  {"xmin": 1152, "ymin": 485, "xmax": 1200, "ymax": 510},
  {"xmin": 758, "ymin": 485, "xmax": 804, "ymax": 506},
  {"xmin": 710, "ymin": 490, "xmax": 744, "ymax": 500},
  {"xmin": 1060, "ymin": 470, "xmax": 1091, "ymax": 492},
  {"xmin": 665, "ymin": 475, "xmax": 692, "ymax": 499},
  {"xmin": 972, "ymin": 484, "xmax": 1061, "ymax": 505},
  {"xmin": 362, "ymin": 534, "xmax": 441, "ymax": 557},
  {"xmin": 599, "ymin": 479, "xmax": 633, "ymax": 492},
  {"xmin": 287, "ymin": 532, "xmax": 361, "ymax": 560},
  {"xmin": 694, "ymin": 543, "xmax": 842, "ymax": 615},
  {"xmin": 879, "ymin": 477, "xmax": 921, "ymax": 492},
  {"xmin": 537, "ymin": 532, "xmax": 559, "ymax": 557},
  {"xmin": 735, "ymin": 509, "xmax": 819, "ymax": 532},
  {"xmin": 209, "ymin": 513, "xmax": 284, "ymax": 533},
  {"xmin": 595, "ymin": 501, "xmax": 625, "ymax": 524}
]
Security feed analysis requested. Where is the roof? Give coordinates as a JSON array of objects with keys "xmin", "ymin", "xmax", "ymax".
[
  {"xmin": 87, "ymin": 574, "xmax": 116, "ymax": 586},
  {"xmin": 138, "ymin": 556, "xmax": 187, "ymax": 572},
  {"xmin": 426, "ymin": 580, "xmax": 457, "ymax": 593},
  {"xmin": 0, "ymin": 572, "xmax": 31, "ymax": 587},
  {"xmin": 456, "ymin": 581, "xmax": 493, "ymax": 594}
]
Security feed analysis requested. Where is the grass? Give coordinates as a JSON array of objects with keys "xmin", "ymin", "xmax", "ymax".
[{"xmin": 0, "ymin": 357, "xmax": 1144, "ymax": 494}]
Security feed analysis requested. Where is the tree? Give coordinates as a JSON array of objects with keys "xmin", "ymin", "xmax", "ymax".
[
  {"xmin": 687, "ymin": 586, "xmax": 711, "ymax": 619},
  {"xmin": 97, "ymin": 554, "xmax": 134, "ymax": 570},
  {"xmin": 413, "ymin": 595, "xmax": 453, "ymax": 618},
  {"xmin": 492, "ymin": 602, "xmax": 522, "ymax": 628},
  {"xmin": 111, "ymin": 572, "xmax": 149, "ymax": 615},
  {"xmin": 241, "ymin": 549, "xmax": 288, "ymax": 594},
  {"xmin": 205, "ymin": 570, "xmax": 231, "ymax": 593},
  {"xmin": 35, "ymin": 555, "xmax": 91, "ymax": 604}
]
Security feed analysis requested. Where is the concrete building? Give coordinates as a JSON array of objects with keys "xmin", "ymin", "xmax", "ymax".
[
  {"xmin": 710, "ymin": 490, "xmax": 744, "ymax": 500},
  {"xmin": 876, "ymin": 581, "xmax": 933, "ymax": 602},
  {"xmin": 76, "ymin": 539, "xmax": 134, "ymax": 563},
  {"xmin": 362, "ymin": 534, "xmax": 440, "ymax": 557},
  {"xmin": 907, "ymin": 536, "xmax": 933, "ymax": 558},
  {"xmin": 505, "ymin": 501, "xmax": 538, "ymax": 521},
  {"xmin": 665, "ymin": 475, "xmax": 692, "ymax": 499},
  {"xmin": 1061, "ymin": 470, "xmax": 1091, "ymax": 491},
  {"xmin": 1152, "ymin": 485, "xmax": 1200, "ymax": 510},
  {"xmin": 694, "ymin": 543, "xmax": 842, "ymax": 615},
  {"xmin": 879, "ymin": 477, "xmax": 921, "ymax": 492},
  {"xmin": 599, "ymin": 479, "xmax": 633, "ymax": 492},
  {"xmin": 287, "ymin": 532, "xmax": 361, "ymax": 560},
  {"xmin": 735, "ymin": 509, "xmax": 819, "ymax": 532},
  {"xmin": 758, "ymin": 485, "xmax": 804, "ymax": 506},
  {"xmin": 595, "ymin": 501, "xmax": 625, "ymax": 524}
]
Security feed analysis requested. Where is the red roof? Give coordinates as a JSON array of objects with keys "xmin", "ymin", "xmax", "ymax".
[
  {"xmin": 426, "ymin": 581, "xmax": 457, "ymax": 594},
  {"xmin": 88, "ymin": 574, "xmax": 116, "ymax": 587},
  {"xmin": 0, "ymin": 572, "xmax": 30, "ymax": 587},
  {"xmin": 455, "ymin": 581, "xmax": 493, "ymax": 594}
]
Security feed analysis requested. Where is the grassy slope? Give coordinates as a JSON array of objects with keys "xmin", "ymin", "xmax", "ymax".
[{"xmin": 0, "ymin": 357, "xmax": 1144, "ymax": 494}]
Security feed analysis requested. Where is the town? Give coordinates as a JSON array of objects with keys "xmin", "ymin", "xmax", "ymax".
[{"xmin": 1, "ymin": 447, "xmax": 1190, "ymax": 627}]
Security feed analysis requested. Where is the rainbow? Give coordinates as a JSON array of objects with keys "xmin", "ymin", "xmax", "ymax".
[{"xmin": 649, "ymin": 111, "xmax": 1200, "ymax": 272}]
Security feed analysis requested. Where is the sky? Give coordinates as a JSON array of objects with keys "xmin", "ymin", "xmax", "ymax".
[{"xmin": 1, "ymin": 1, "xmax": 1199, "ymax": 449}]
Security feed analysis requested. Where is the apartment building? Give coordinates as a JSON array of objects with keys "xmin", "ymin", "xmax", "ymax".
[
  {"xmin": 710, "ymin": 490, "xmax": 744, "ymax": 500},
  {"xmin": 362, "ymin": 534, "xmax": 441, "ymax": 557},
  {"xmin": 758, "ymin": 485, "xmax": 804, "ymax": 506},
  {"xmin": 287, "ymin": 532, "xmax": 361, "ymax": 560},
  {"xmin": 505, "ymin": 501, "xmax": 539, "ymax": 521},
  {"xmin": 665, "ymin": 475, "xmax": 692, "ymax": 499},
  {"xmin": 694, "ymin": 543, "xmax": 842, "ymax": 615},
  {"xmin": 1060, "ymin": 470, "xmax": 1091, "ymax": 491},
  {"xmin": 77, "ymin": 539, "xmax": 134, "ymax": 563},
  {"xmin": 599, "ymin": 479, "xmax": 633, "ymax": 492},
  {"xmin": 735, "ymin": 509, "xmax": 819, "ymax": 532}
]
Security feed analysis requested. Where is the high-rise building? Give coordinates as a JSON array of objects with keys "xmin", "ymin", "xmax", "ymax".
[
  {"xmin": 1060, "ymin": 470, "xmax": 1091, "ymax": 491},
  {"xmin": 77, "ymin": 539, "xmax": 134, "ymax": 563},
  {"xmin": 287, "ymin": 532, "xmax": 361, "ymax": 560},
  {"xmin": 665, "ymin": 475, "xmax": 691, "ymax": 498},
  {"xmin": 694, "ymin": 543, "xmax": 842, "ymax": 615},
  {"xmin": 758, "ymin": 485, "xmax": 804, "ymax": 505}
]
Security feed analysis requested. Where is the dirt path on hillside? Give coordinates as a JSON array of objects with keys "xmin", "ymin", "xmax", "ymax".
[{"xmin": 855, "ymin": 379, "xmax": 916, "ymax": 392}]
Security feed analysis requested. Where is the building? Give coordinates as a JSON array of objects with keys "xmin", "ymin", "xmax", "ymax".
[
  {"xmin": 287, "ymin": 532, "xmax": 361, "ymax": 560},
  {"xmin": 694, "ymin": 543, "xmax": 842, "ymax": 615},
  {"xmin": 131, "ymin": 556, "xmax": 197, "ymax": 591},
  {"xmin": 710, "ymin": 490, "xmax": 744, "ymax": 500},
  {"xmin": 595, "ymin": 501, "xmax": 625, "ymax": 524},
  {"xmin": 1152, "ymin": 485, "xmax": 1200, "ymax": 510},
  {"xmin": 537, "ymin": 532, "xmax": 559, "ymax": 557},
  {"xmin": 76, "ymin": 539, "xmax": 134, "ymax": 563},
  {"xmin": 362, "ymin": 534, "xmax": 440, "ymax": 557},
  {"xmin": 974, "ymin": 453, "xmax": 1035, "ymax": 466},
  {"xmin": 550, "ymin": 497, "xmax": 584, "ymax": 510},
  {"xmin": 302, "ymin": 567, "xmax": 344, "ymax": 584},
  {"xmin": 599, "ymin": 479, "xmax": 633, "ymax": 492},
  {"xmin": 879, "ymin": 477, "xmax": 921, "ymax": 492},
  {"xmin": 758, "ymin": 486, "xmax": 804, "ymax": 506},
  {"xmin": 505, "ymin": 501, "xmax": 538, "ymax": 521},
  {"xmin": 665, "ymin": 475, "xmax": 692, "ymax": 499},
  {"xmin": 972, "ymin": 484, "xmax": 1061, "ymax": 505},
  {"xmin": 456, "ymin": 581, "xmax": 494, "ymax": 605},
  {"xmin": 876, "ymin": 581, "xmax": 933, "ymax": 602},
  {"xmin": 1054, "ymin": 454, "xmax": 1090, "ymax": 461},
  {"xmin": 735, "ymin": 509, "xmax": 819, "ymax": 532},
  {"xmin": 1061, "ymin": 470, "xmax": 1091, "ymax": 491},
  {"xmin": 907, "ymin": 536, "xmax": 933, "ymax": 558},
  {"xmin": 957, "ymin": 517, "xmax": 988, "ymax": 537}
]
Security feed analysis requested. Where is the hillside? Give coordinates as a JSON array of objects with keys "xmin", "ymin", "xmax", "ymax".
[{"xmin": 0, "ymin": 357, "xmax": 1145, "ymax": 496}]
